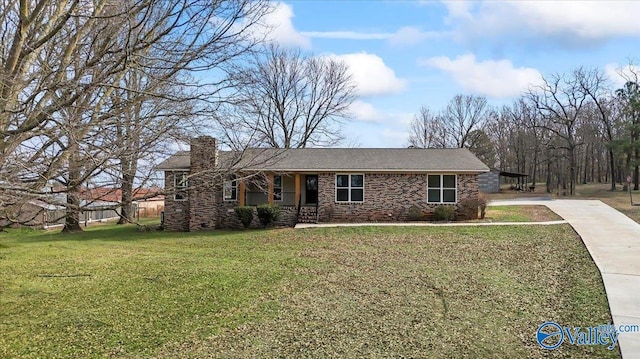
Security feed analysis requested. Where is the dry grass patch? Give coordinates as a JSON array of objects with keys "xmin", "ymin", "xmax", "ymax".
[
  {"xmin": 486, "ymin": 189, "xmax": 552, "ymax": 201},
  {"xmin": 482, "ymin": 205, "xmax": 562, "ymax": 222}
]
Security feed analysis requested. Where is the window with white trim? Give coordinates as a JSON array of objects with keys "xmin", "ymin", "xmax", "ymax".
[
  {"xmin": 174, "ymin": 172, "xmax": 188, "ymax": 201},
  {"xmin": 223, "ymin": 177, "xmax": 237, "ymax": 201},
  {"xmin": 273, "ymin": 175, "xmax": 283, "ymax": 201},
  {"xmin": 336, "ymin": 174, "xmax": 364, "ymax": 202},
  {"xmin": 427, "ymin": 174, "xmax": 456, "ymax": 203}
]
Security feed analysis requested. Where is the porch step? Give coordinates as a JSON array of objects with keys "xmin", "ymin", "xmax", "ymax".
[
  {"xmin": 297, "ymin": 218, "xmax": 317, "ymax": 224},
  {"xmin": 297, "ymin": 207, "xmax": 318, "ymax": 224}
]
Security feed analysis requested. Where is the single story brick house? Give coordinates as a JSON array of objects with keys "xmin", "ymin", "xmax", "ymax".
[{"xmin": 157, "ymin": 137, "xmax": 489, "ymax": 231}]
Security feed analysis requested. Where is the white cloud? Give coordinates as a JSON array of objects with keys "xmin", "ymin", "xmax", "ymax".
[
  {"xmin": 302, "ymin": 27, "xmax": 441, "ymax": 46},
  {"xmin": 348, "ymin": 101, "xmax": 414, "ymax": 126},
  {"xmin": 300, "ymin": 31, "xmax": 390, "ymax": 40},
  {"xmin": 442, "ymin": 1, "xmax": 474, "ymax": 23},
  {"xmin": 349, "ymin": 100, "xmax": 383, "ymax": 122},
  {"xmin": 421, "ymin": 53, "xmax": 542, "ymax": 98},
  {"xmin": 445, "ymin": 1, "xmax": 640, "ymax": 42},
  {"xmin": 388, "ymin": 26, "xmax": 441, "ymax": 46},
  {"xmin": 261, "ymin": 2, "xmax": 310, "ymax": 48},
  {"xmin": 330, "ymin": 52, "xmax": 407, "ymax": 96},
  {"xmin": 605, "ymin": 63, "xmax": 640, "ymax": 89}
]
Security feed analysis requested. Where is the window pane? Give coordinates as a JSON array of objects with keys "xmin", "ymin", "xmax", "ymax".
[
  {"xmin": 428, "ymin": 175, "xmax": 440, "ymax": 188},
  {"xmin": 175, "ymin": 173, "xmax": 188, "ymax": 188},
  {"xmin": 224, "ymin": 180, "xmax": 236, "ymax": 200},
  {"xmin": 351, "ymin": 175, "xmax": 364, "ymax": 187},
  {"xmin": 428, "ymin": 189, "xmax": 440, "ymax": 203},
  {"xmin": 443, "ymin": 189, "xmax": 456, "ymax": 203},
  {"xmin": 336, "ymin": 188, "xmax": 349, "ymax": 201},
  {"xmin": 273, "ymin": 188, "xmax": 282, "ymax": 201},
  {"xmin": 274, "ymin": 175, "xmax": 282, "ymax": 187},
  {"xmin": 443, "ymin": 175, "xmax": 456, "ymax": 188},
  {"xmin": 351, "ymin": 189, "xmax": 364, "ymax": 202},
  {"xmin": 336, "ymin": 175, "xmax": 349, "ymax": 187}
]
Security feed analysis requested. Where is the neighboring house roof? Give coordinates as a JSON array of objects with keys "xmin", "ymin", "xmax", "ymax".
[
  {"xmin": 132, "ymin": 187, "xmax": 165, "ymax": 202},
  {"xmin": 80, "ymin": 187, "xmax": 165, "ymax": 203},
  {"xmin": 157, "ymin": 148, "xmax": 490, "ymax": 173},
  {"xmin": 82, "ymin": 188, "xmax": 121, "ymax": 203}
]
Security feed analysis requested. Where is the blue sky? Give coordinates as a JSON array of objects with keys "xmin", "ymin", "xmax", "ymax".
[{"xmin": 258, "ymin": 1, "xmax": 640, "ymax": 147}]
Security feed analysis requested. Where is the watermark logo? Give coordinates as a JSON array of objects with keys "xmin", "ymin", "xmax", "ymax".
[
  {"xmin": 536, "ymin": 321, "xmax": 640, "ymax": 350},
  {"xmin": 536, "ymin": 321, "xmax": 564, "ymax": 350}
]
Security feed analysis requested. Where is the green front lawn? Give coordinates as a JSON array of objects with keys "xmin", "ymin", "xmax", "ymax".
[{"xmin": 0, "ymin": 224, "xmax": 618, "ymax": 358}]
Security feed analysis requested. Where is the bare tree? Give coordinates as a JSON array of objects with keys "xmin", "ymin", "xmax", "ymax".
[
  {"xmin": 441, "ymin": 94, "xmax": 489, "ymax": 148},
  {"xmin": 219, "ymin": 44, "xmax": 357, "ymax": 149},
  {"xmin": 0, "ymin": 0, "xmax": 271, "ymax": 230},
  {"xmin": 407, "ymin": 106, "xmax": 448, "ymax": 148},
  {"xmin": 408, "ymin": 95, "xmax": 489, "ymax": 150},
  {"xmin": 527, "ymin": 70, "xmax": 591, "ymax": 195},
  {"xmin": 575, "ymin": 67, "xmax": 619, "ymax": 190},
  {"xmin": 485, "ymin": 106, "xmax": 513, "ymax": 171}
]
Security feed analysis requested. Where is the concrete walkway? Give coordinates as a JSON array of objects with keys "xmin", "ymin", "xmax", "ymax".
[{"xmin": 491, "ymin": 199, "xmax": 640, "ymax": 358}]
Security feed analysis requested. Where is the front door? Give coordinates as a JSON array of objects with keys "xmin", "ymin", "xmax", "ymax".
[{"xmin": 305, "ymin": 175, "xmax": 318, "ymax": 204}]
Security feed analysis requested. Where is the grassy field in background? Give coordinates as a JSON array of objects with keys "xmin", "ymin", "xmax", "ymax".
[
  {"xmin": 571, "ymin": 183, "xmax": 640, "ymax": 224},
  {"xmin": 0, "ymin": 223, "xmax": 618, "ymax": 358},
  {"xmin": 487, "ymin": 183, "xmax": 640, "ymax": 224}
]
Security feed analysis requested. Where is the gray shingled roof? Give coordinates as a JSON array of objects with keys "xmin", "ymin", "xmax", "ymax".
[{"xmin": 156, "ymin": 148, "xmax": 489, "ymax": 173}]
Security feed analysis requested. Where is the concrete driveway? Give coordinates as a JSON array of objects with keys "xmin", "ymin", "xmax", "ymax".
[{"xmin": 490, "ymin": 199, "xmax": 640, "ymax": 358}]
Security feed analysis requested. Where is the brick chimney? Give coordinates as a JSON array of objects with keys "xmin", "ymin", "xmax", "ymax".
[
  {"xmin": 190, "ymin": 136, "xmax": 218, "ymax": 172},
  {"xmin": 188, "ymin": 136, "xmax": 219, "ymax": 231}
]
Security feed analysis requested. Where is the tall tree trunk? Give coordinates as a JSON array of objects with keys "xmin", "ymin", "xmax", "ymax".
[
  {"xmin": 63, "ymin": 143, "xmax": 83, "ymax": 232},
  {"xmin": 568, "ymin": 147, "xmax": 576, "ymax": 195},
  {"xmin": 118, "ymin": 169, "xmax": 134, "ymax": 224},
  {"xmin": 609, "ymin": 149, "xmax": 616, "ymax": 190},
  {"xmin": 591, "ymin": 146, "xmax": 595, "ymax": 183},
  {"xmin": 546, "ymin": 157, "xmax": 552, "ymax": 193},
  {"xmin": 582, "ymin": 144, "xmax": 588, "ymax": 184},
  {"xmin": 634, "ymin": 147, "xmax": 639, "ymax": 191},
  {"xmin": 532, "ymin": 154, "xmax": 537, "ymax": 187}
]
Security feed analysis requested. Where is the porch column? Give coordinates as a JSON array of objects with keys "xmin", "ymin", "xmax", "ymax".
[
  {"xmin": 268, "ymin": 173, "xmax": 274, "ymax": 205},
  {"xmin": 294, "ymin": 173, "xmax": 301, "ymax": 207},
  {"xmin": 238, "ymin": 180, "xmax": 246, "ymax": 206}
]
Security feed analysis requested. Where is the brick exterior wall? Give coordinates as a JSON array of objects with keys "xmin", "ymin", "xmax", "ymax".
[
  {"xmin": 163, "ymin": 137, "xmax": 481, "ymax": 230},
  {"xmin": 163, "ymin": 136, "xmax": 219, "ymax": 231},
  {"xmin": 188, "ymin": 137, "xmax": 219, "ymax": 231},
  {"xmin": 317, "ymin": 173, "xmax": 479, "ymax": 222},
  {"xmin": 163, "ymin": 171, "xmax": 189, "ymax": 231},
  {"xmin": 163, "ymin": 136, "xmax": 299, "ymax": 231}
]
